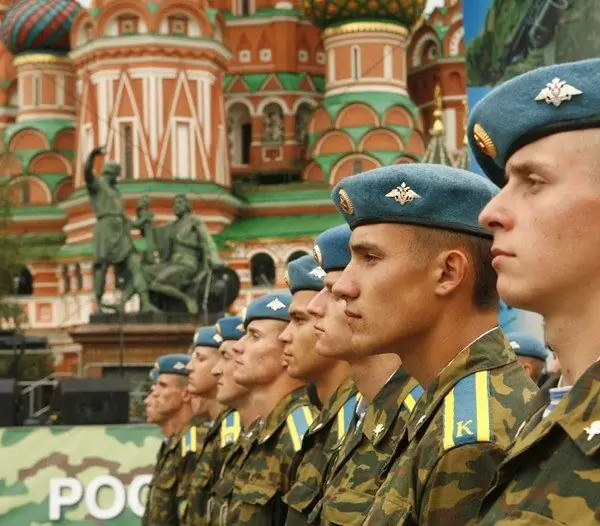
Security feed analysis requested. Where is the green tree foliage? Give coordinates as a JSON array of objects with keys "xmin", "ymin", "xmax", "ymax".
[
  {"xmin": 0, "ymin": 177, "xmax": 25, "ymax": 325},
  {"xmin": 0, "ymin": 176, "xmax": 53, "ymax": 381}
]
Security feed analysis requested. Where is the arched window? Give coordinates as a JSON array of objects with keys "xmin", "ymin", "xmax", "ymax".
[
  {"xmin": 20, "ymin": 179, "xmax": 30, "ymax": 205},
  {"xmin": 351, "ymin": 46, "xmax": 361, "ymax": 81},
  {"xmin": 239, "ymin": 0, "xmax": 251, "ymax": 16},
  {"xmin": 14, "ymin": 267, "xmax": 33, "ymax": 295},
  {"xmin": 228, "ymin": 103, "xmax": 252, "ymax": 165},
  {"xmin": 34, "ymin": 76, "xmax": 42, "ymax": 106},
  {"xmin": 287, "ymin": 251, "xmax": 308, "ymax": 265},
  {"xmin": 295, "ymin": 103, "xmax": 313, "ymax": 146},
  {"xmin": 61, "ymin": 265, "xmax": 70, "ymax": 293},
  {"xmin": 250, "ymin": 253, "xmax": 275, "ymax": 286},
  {"xmin": 262, "ymin": 103, "xmax": 284, "ymax": 144},
  {"xmin": 74, "ymin": 264, "xmax": 83, "ymax": 291}
]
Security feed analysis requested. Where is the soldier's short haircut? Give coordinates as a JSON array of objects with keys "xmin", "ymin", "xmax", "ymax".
[{"xmin": 410, "ymin": 226, "xmax": 499, "ymax": 311}]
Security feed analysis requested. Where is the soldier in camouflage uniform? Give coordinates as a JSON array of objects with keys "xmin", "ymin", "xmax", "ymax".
[
  {"xmin": 224, "ymin": 292, "xmax": 317, "ymax": 525},
  {"xmin": 177, "ymin": 326, "xmax": 225, "ymax": 525},
  {"xmin": 303, "ymin": 224, "xmax": 422, "ymax": 526},
  {"xmin": 471, "ymin": 59, "xmax": 600, "ymax": 524},
  {"xmin": 143, "ymin": 354, "xmax": 197, "ymax": 526},
  {"xmin": 208, "ymin": 317, "xmax": 262, "ymax": 526},
  {"xmin": 278, "ymin": 255, "xmax": 360, "ymax": 525},
  {"xmin": 183, "ymin": 322, "xmax": 243, "ymax": 526},
  {"xmin": 507, "ymin": 332, "xmax": 549, "ymax": 385},
  {"xmin": 326, "ymin": 164, "xmax": 538, "ymax": 525}
]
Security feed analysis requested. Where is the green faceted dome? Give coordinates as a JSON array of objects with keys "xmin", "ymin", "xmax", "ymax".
[{"xmin": 302, "ymin": 0, "xmax": 426, "ymax": 31}]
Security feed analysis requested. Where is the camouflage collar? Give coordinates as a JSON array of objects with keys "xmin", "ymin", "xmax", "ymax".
[
  {"xmin": 258, "ymin": 387, "xmax": 309, "ymax": 444},
  {"xmin": 407, "ymin": 327, "xmax": 515, "ymax": 441},
  {"xmin": 307, "ymin": 377, "xmax": 358, "ymax": 438},
  {"xmin": 168, "ymin": 425, "xmax": 189, "ymax": 452},
  {"xmin": 362, "ymin": 367, "xmax": 415, "ymax": 445},
  {"xmin": 206, "ymin": 408, "xmax": 233, "ymax": 439},
  {"xmin": 510, "ymin": 360, "xmax": 600, "ymax": 458}
]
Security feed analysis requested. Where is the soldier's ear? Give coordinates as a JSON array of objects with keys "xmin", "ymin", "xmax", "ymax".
[{"xmin": 432, "ymin": 249, "xmax": 468, "ymax": 298}]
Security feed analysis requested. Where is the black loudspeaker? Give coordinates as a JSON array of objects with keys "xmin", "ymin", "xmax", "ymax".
[
  {"xmin": 54, "ymin": 378, "xmax": 130, "ymax": 425},
  {"xmin": 0, "ymin": 379, "xmax": 19, "ymax": 426}
]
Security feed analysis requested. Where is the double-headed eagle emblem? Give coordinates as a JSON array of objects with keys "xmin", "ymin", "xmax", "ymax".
[
  {"xmin": 535, "ymin": 77, "xmax": 582, "ymax": 107},
  {"xmin": 385, "ymin": 183, "xmax": 421, "ymax": 205}
]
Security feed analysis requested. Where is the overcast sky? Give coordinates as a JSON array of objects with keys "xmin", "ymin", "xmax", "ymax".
[{"xmin": 78, "ymin": 0, "xmax": 447, "ymax": 13}]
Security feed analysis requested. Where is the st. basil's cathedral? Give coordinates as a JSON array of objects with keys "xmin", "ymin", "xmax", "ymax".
[{"xmin": 0, "ymin": 0, "xmax": 466, "ymax": 375}]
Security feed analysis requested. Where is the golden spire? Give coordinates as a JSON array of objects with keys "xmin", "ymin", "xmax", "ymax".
[
  {"xmin": 430, "ymin": 83, "xmax": 444, "ymax": 135},
  {"xmin": 462, "ymin": 98, "xmax": 468, "ymax": 146}
]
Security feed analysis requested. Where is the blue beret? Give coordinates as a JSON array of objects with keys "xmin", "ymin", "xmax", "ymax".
[
  {"xmin": 215, "ymin": 316, "xmax": 245, "ymax": 341},
  {"xmin": 331, "ymin": 164, "xmax": 498, "ymax": 239},
  {"xmin": 468, "ymin": 59, "xmax": 600, "ymax": 187},
  {"xmin": 156, "ymin": 353, "xmax": 190, "ymax": 376},
  {"xmin": 193, "ymin": 326, "xmax": 221, "ymax": 348},
  {"xmin": 314, "ymin": 224, "xmax": 351, "ymax": 272},
  {"xmin": 244, "ymin": 292, "xmax": 292, "ymax": 327},
  {"xmin": 285, "ymin": 255, "xmax": 325, "ymax": 294},
  {"xmin": 507, "ymin": 332, "xmax": 549, "ymax": 362}
]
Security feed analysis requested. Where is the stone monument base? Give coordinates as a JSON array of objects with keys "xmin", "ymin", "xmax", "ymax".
[{"xmin": 70, "ymin": 312, "xmax": 223, "ymax": 377}]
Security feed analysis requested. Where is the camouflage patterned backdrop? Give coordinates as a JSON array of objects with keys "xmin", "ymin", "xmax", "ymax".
[{"xmin": 0, "ymin": 425, "xmax": 162, "ymax": 525}]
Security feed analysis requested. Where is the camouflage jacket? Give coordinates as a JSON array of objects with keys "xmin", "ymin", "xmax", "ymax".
[
  {"xmin": 178, "ymin": 416, "xmax": 212, "ymax": 516},
  {"xmin": 209, "ymin": 420, "xmax": 261, "ymax": 526},
  {"xmin": 181, "ymin": 409, "xmax": 241, "ymax": 526},
  {"xmin": 226, "ymin": 388, "xmax": 317, "ymax": 526},
  {"xmin": 364, "ymin": 328, "xmax": 539, "ymax": 526},
  {"xmin": 313, "ymin": 368, "xmax": 423, "ymax": 526},
  {"xmin": 283, "ymin": 378, "xmax": 361, "ymax": 526},
  {"xmin": 143, "ymin": 424, "xmax": 197, "ymax": 526},
  {"xmin": 478, "ymin": 361, "xmax": 600, "ymax": 525}
]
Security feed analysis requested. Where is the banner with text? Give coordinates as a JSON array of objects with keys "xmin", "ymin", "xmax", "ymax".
[{"xmin": 0, "ymin": 425, "xmax": 162, "ymax": 525}]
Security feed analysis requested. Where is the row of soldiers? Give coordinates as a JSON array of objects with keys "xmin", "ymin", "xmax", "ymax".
[{"xmin": 142, "ymin": 58, "xmax": 599, "ymax": 525}]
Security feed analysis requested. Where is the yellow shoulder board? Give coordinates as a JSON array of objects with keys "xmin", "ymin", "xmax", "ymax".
[
  {"xmin": 402, "ymin": 384, "xmax": 424, "ymax": 413},
  {"xmin": 286, "ymin": 405, "xmax": 315, "ymax": 452},
  {"xmin": 220, "ymin": 410, "xmax": 241, "ymax": 448},
  {"xmin": 443, "ymin": 370, "xmax": 492, "ymax": 451},
  {"xmin": 181, "ymin": 427, "xmax": 197, "ymax": 457},
  {"xmin": 336, "ymin": 393, "xmax": 361, "ymax": 442}
]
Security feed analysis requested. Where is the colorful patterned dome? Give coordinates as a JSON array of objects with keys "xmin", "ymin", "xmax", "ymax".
[
  {"xmin": 303, "ymin": 0, "xmax": 426, "ymax": 31},
  {"xmin": 1, "ymin": 0, "xmax": 82, "ymax": 56}
]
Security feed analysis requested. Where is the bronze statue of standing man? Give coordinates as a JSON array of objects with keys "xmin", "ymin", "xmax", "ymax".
[{"xmin": 84, "ymin": 147, "xmax": 157, "ymax": 313}]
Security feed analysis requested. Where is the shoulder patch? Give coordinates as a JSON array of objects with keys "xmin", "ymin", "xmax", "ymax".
[
  {"xmin": 336, "ymin": 393, "xmax": 361, "ymax": 442},
  {"xmin": 286, "ymin": 405, "xmax": 315, "ymax": 452},
  {"xmin": 403, "ymin": 384, "xmax": 425, "ymax": 413},
  {"xmin": 443, "ymin": 370, "xmax": 492, "ymax": 451},
  {"xmin": 220, "ymin": 410, "xmax": 242, "ymax": 448},
  {"xmin": 181, "ymin": 427, "xmax": 197, "ymax": 457}
]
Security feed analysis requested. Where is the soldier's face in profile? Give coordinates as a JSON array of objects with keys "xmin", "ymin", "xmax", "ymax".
[
  {"xmin": 479, "ymin": 129, "xmax": 600, "ymax": 315},
  {"xmin": 187, "ymin": 346, "xmax": 219, "ymax": 396},
  {"xmin": 232, "ymin": 319, "xmax": 288, "ymax": 387},
  {"xmin": 212, "ymin": 341, "xmax": 249, "ymax": 405},
  {"xmin": 332, "ymin": 224, "xmax": 433, "ymax": 357},
  {"xmin": 307, "ymin": 271, "xmax": 355, "ymax": 359},
  {"xmin": 280, "ymin": 290, "xmax": 336, "ymax": 381},
  {"xmin": 154, "ymin": 374, "xmax": 190, "ymax": 417}
]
